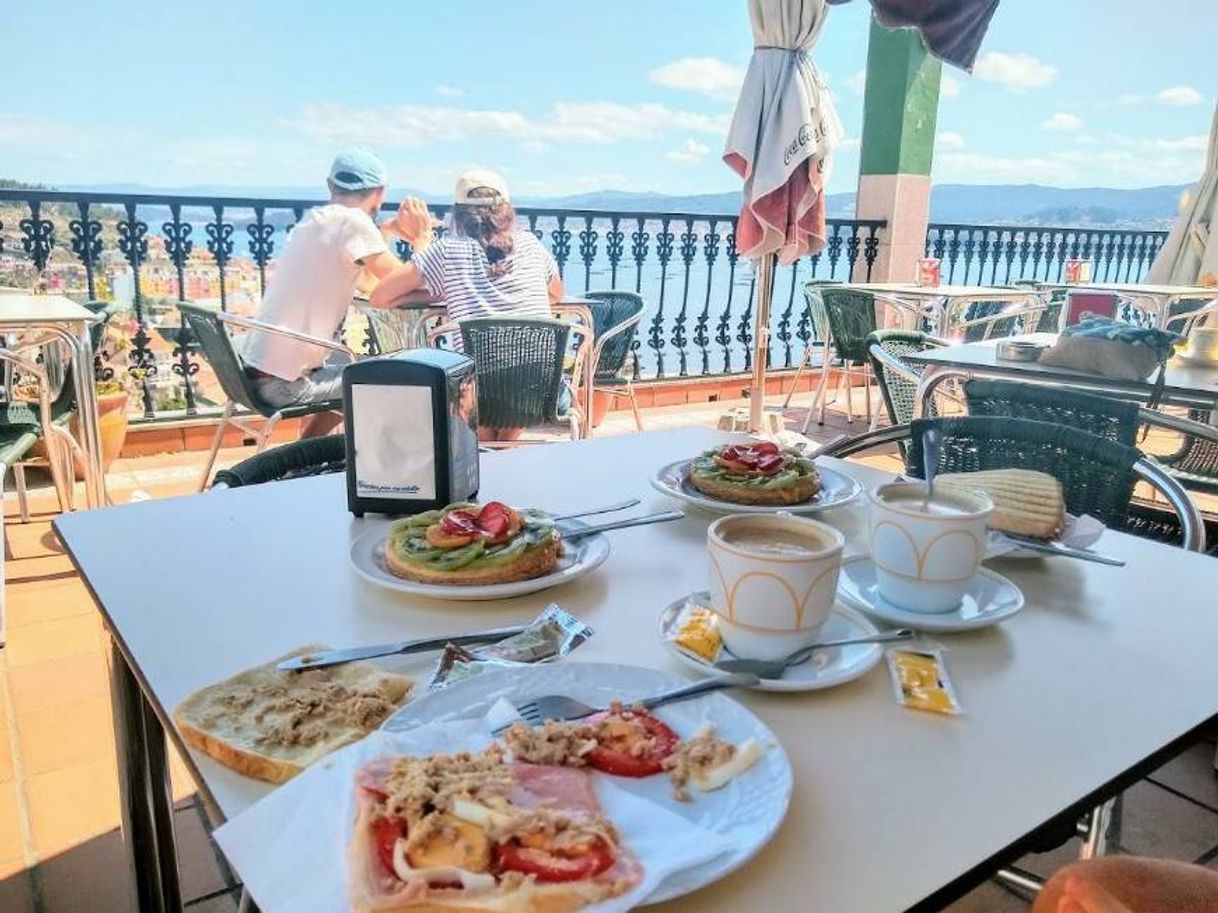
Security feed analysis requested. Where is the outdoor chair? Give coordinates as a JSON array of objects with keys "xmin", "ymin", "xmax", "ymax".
[
  {"xmin": 782, "ymin": 279, "xmax": 839, "ymax": 411},
  {"xmin": 864, "ymin": 329, "xmax": 953, "ymax": 435},
  {"xmin": 179, "ymin": 302, "xmax": 353, "ymax": 490},
  {"xmin": 963, "ymin": 378, "xmax": 1218, "ymax": 501},
  {"xmin": 211, "ymin": 434, "xmax": 345, "ymax": 488},
  {"xmin": 428, "ymin": 316, "xmax": 591, "ymax": 446},
  {"xmin": 801, "ymin": 286, "xmax": 925, "ymax": 432},
  {"xmin": 362, "ymin": 300, "xmax": 447, "ymax": 355},
  {"xmin": 583, "ymin": 291, "xmax": 646, "ymax": 434}
]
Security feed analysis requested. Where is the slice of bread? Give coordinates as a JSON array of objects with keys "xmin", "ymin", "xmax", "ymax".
[
  {"xmin": 174, "ymin": 646, "xmax": 413, "ymax": 784},
  {"xmin": 384, "ymin": 536, "xmax": 561, "ymax": 586},
  {"xmin": 689, "ymin": 467, "xmax": 821, "ymax": 506},
  {"xmin": 934, "ymin": 469, "xmax": 1065, "ymax": 540}
]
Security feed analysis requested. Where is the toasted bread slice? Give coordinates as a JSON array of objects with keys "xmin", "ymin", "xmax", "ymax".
[
  {"xmin": 384, "ymin": 536, "xmax": 561, "ymax": 586},
  {"xmin": 174, "ymin": 646, "xmax": 413, "ymax": 784},
  {"xmin": 935, "ymin": 469, "xmax": 1065, "ymax": 540},
  {"xmin": 689, "ymin": 468, "xmax": 821, "ymax": 505}
]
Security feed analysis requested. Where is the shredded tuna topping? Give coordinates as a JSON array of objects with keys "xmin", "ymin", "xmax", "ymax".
[
  {"xmin": 502, "ymin": 720, "xmax": 598, "ymax": 767},
  {"xmin": 384, "ymin": 748, "xmax": 513, "ymax": 825},
  {"xmin": 244, "ymin": 672, "xmax": 402, "ymax": 748},
  {"xmin": 662, "ymin": 726, "xmax": 736, "ymax": 802}
]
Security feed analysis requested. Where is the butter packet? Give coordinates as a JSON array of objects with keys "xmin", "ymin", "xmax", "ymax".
[
  {"xmin": 428, "ymin": 605, "xmax": 593, "ymax": 690},
  {"xmin": 666, "ymin": 603, "xmax": 723, "ymax": 664},
  {"xmin": 887, "ymin": 646, "xmax": 962, "ymax": 715}
]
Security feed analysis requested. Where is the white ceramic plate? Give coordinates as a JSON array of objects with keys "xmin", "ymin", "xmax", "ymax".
[
  {"xmin": 985, "ymin": 513, "xmax": 1106, "ymax": 560},
  {"xmin": 650, "ymin": 458, "xmax": 862, "ymax": 515},
  {"xmin": 658, "ymin": 591, "xmax": 884, "ymax": 692},
  {"xmin": 836, "ymin": 555, "xmax": 1024, "ymax": 632},
  {"xmin": 349, "ymin": 520, "xmax": 610, "ymax": 601},
  {"xmin": 382, "ymin": 662, "xmax": 792, "ymax": 905}
]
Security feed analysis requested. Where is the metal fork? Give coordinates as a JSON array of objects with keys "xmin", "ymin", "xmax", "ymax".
[{"xmin": 495, "ymin": 673, "xmax": 758, "ymax": 733}]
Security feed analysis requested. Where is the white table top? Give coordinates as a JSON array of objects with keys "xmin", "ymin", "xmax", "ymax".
[
  {"xmin": 55, "ymin": 428, "xmax": 1218, "ymax": 912},
  {"xmin": 847, "ymin": 283, "xmax": 1037, "ymax": 300},
  {"xmin": 0, "ymin": 294, "xmax": 99, "ymax": 327},
  {"xmin": 1039, "ymin": 282, "xmax": 1218, "ymax": 299}
]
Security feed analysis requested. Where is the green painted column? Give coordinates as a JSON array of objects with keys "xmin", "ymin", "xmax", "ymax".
[{"xmin": 853, "ymin": 18, "xmax": 942, "ymax": 281}]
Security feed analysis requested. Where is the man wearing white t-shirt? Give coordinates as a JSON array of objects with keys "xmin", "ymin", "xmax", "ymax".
[{"xmin": 243, "ymin": 148, "xmax": 419, "ymax": 437}]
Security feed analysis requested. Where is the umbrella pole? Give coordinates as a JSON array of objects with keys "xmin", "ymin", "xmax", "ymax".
[{"xmin": 749, "ymin": 253, "xmax": 777, "ymax": 433}]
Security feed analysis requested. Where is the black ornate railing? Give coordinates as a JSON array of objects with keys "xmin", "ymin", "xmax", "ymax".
[
  {"xmin": 925, "ymin": 223, "xmax": 1170, "ymax": 286},
  {"xmin": 0, "ymin": 188, "xmax": 885, "ymax": 421}
]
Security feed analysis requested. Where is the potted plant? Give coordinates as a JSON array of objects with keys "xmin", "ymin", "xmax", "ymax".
[{"xmin": 68, "ymin": 320, "xmax": 134, "ymax": 477}]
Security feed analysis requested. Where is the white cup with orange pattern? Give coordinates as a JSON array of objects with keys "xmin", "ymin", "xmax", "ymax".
[
  {"xmin": 707, "ymin": 514, "xmax": 845, "ymax": 660},
  {"xmin": 868, "ymin": 482, "xmax": 993, "ymax": 613}
]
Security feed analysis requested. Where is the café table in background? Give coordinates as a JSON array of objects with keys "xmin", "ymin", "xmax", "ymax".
[
  {"xmin": 55, "ymin": 427, "xmax": 1218, "ymax": 913},
  {"xmin": 842, "ymin": 282, "xmax": 1042, "ymax": 337},
  {"xmin": 907, "ymin": 332, "xmax": 1218, "ymax": 418},
  {"xmin": 0, "ymin": 294, "xmax": 104, "ymax": 507},
  {"xmin": 1038, "ymin": 282, "xmax": 1218, "ymax": 330}
]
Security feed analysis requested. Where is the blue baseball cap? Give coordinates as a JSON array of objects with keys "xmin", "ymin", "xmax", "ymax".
[{"xmin": 328, "ymin": 147, "xmax": 388, "ymax": 191}]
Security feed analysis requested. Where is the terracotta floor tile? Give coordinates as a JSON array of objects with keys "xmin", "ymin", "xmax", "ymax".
[
  {"xmin": 3, "ymin": 615, "xmax": 105, "ymax": 669},
  {"xmin": 174, "ymin": 805, "xmax": 230, "ymax": 900},
  {"xmin": 169, "ymin": 741, "xmax": 199, "ymax": 804},
  {"xmin": 1148, "ymin": 740, "xmax": 1218, "ymax": 813},
  {"xmin": 188, "ymin": 890, "xmax": 240, "ymax": 913},
  {"xmin": 0, "ymin": 865, "xmax": 35, "ymax": 913},
  {"xmin": 7, "ymin": 653, "xmax": 110, "ymax": 716},
  {"xmin": 1119, "ymin": 779, "xmax": 1218, "ymax": 861},
  {"xmin": 3, "ymin": 578, "xmax": 98, "ymax": 628},
  {"xmin": 3, "ymin": 520, "xmax": 64, "ymax": 561},
  {"xmin": 0, "ymin": 781, "xmax": 26, "ymax": 861},
  {"xmin": 36, "ymin": 827, "xmax": 134, "ymax": 913},
  {"xmin": 941, "ymin": 881, "xmax": 1029, "ymax": 912},
  {"xmin": 14, "ymin": 697, "xmax": 116, "ymax": 775},
  {"xmin": 25, "ymin": 758, "xmax": 121, "ymax": 857},
  {"xmin": 0, "ymin": 686, "xmax": 13, "ymax": 785}
]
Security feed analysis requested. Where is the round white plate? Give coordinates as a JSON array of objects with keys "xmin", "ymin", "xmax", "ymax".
[
  {"xmin": 837, "ymin": 555, "xmax": 1024, "ymax": 632},
  {"xmin": 382, "ymin": 662, "xmax": 792, "ymax": 905},
  {"xmin": 985, "ymin": 513, "xmax": 1105, "ymax": 560},
  {"xmin": 650, "ymin": 458, "xmax": 862, "ymax": 515},
  {"xmin": 349, "ymin": 520, "xmax": 610, "ymax": 601},
  {"xmin": 658, "ymin": 591, "xmax": 884, "ymax": 692}
]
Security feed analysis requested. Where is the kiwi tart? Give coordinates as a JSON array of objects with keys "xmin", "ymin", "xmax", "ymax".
[
  {"xmin": 383, "ymin": 501, "xmax": 562, "ymax": 585},
  {"xmin": 688, "ymin": 442, "xmax": 822, "ymax": 506}
]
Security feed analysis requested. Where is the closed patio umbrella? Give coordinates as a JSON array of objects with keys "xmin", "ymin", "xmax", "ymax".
[
  {"xmin": 1148, "ymin": 101, "xmax": 1218, "ymax": 286},
  {"xmin": 725, "ymin": 0, "xmax": 844, "ymax": 432}
]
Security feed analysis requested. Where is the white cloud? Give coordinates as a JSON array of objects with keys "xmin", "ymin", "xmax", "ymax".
[
  {"xmin": 1041, "ymin": 112, "xmax": 1084, "ymax": 132},
  {"xmin": 666, "ymin": 138, "xmax": 711, "ymax": 163},
  {"xmin": 934, "ymin": 151, "xmax": 1076, "ymax": 184},
  {"xmin": 282, "ymin": 101, "xmax": 729, "ymax": 148},
  {"xmin": 973, "ymin": 52, "xmax": 1058, "ymax": 91},
  {"xmin": 940, "ymin": 74, "xmax": 961, "ymax": 99},
  {"xmin": 849, "ymin": 69, "xmax": 867, "ymax": 95},
  {"xmin": 648, "ymin": 57, "xmax": 745, "ymax": 101},
  {"xmin": 434, "ymin": 85, "xmax": 464, "ymax": 99},
  {"xmin": 1157, "ymin": 85, "xmax": 1205, "ymax": 106},
  {"xmin": 935, "ymin": 131, "xmax": 965, "ymax": 150}
]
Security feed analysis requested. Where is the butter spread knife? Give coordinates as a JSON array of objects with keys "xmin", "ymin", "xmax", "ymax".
[
  {"xmin": 999, "ymin": 534, "xmax": 1126, "ymax": 567},
  {"xmin": 278, "ymin": 626, "xmax": 528, "ymax": 672},
  {"xmin": 557, "ymin": 510, "xmax": 685, "ymax": 541}
]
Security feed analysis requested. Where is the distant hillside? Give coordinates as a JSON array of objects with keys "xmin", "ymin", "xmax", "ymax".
[{"xmin": 48, "ymin": 181, "xmax": 1194, "ymax": 228}]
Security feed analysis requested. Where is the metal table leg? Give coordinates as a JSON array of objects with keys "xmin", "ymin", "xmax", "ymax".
[{"xmin": 109, "ymin": 637, "xmax": 184, "ymax": 913}]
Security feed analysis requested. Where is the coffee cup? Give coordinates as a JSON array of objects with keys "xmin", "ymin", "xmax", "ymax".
[
  {"xmin": 706, "ymin": 514, "xmax": 845, "ymax": 660},
  {"xmin": 868, "ymin": 482, "xmax": 992, "ymax": 613}
]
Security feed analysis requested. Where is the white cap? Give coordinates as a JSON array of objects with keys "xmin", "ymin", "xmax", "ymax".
[{"xmin": 453, "ymin": 168, "xmax": 510, "ymax": 205}]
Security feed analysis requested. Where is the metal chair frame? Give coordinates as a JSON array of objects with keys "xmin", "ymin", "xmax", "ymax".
[
  {"xmin": 582, "ymin": 294, "xmax": 646, "ymax": 436},
  {"xmin": 864, "ymin": 332, "xmax": 955, "ymax": 432},
  {"xmin": 186, "ymin": 308, "xmax": 355, "ymax": 490},
  {"xmin": 427, "ymin": 317, "xmax": 592, "ymax": 445}
]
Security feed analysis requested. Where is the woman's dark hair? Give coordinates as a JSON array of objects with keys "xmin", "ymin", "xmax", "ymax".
[{"xmin": 452, "ymin": 188, "xmax": 516, "ymax": 277}]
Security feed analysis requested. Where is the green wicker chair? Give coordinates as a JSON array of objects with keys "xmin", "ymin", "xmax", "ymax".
[
  {"xmin": 865, "ymin": 330, "xmax": 951, "ymax": 430},
  {"xmin": 211, "ymin": 434, "xmax": 345, "ymax": 488},
  {"xmin": 180, "ymin": 302, "xmax": 353, "ymax": 490},
  {"xmin": 429, "ymin": 317, "xmax": 591, "ymax": 444},
  {"xmin": 783, "ymin": 280, "xmax": 839, "ymax": 410},
  {"xmin": 584, "ymin": 291, "xmax": 646, "ymax": 434},
  {"xmin": 799, "ymin": 287, "xmax": 923, "ymax": 432},
  {"xmin": 963, "ymin": 378, "xmax": 1218, "ymax": 497},
  {"xmin": 821, "ymin": 415, "xmax": 1207, "ymax": 551}
]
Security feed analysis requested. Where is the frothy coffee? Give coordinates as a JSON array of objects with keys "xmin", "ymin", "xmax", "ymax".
[{"xmin": 721, "ymin": 523, "xmax": 827, "ymax": 557}]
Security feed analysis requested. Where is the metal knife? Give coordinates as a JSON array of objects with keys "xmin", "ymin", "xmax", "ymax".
[
  {"xmin": 277, "ymin": 626, "xmax": 528, "ymax": 672},
  {"xmin": 557, "ymin": 510, "xmax": 685, "ymax": 541},
  {"xmin": 1000, "ymin": 534, "xmax": 1126, "ymax": 567}
]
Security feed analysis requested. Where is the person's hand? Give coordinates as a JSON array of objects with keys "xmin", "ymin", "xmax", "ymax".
[
  {"xmin": 395, "ymin": 197, "xmax": 437, "ymax": 245},
  {"xmin": 1059, "ymin": 876, "xmax": 1135, "ymax": 913}
]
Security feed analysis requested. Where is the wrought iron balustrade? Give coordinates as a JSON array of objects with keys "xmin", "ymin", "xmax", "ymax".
[
  {"xmin": 925, "ymin": 223, "xmax": 1170, "ymax": 286},
  {"xmin": 0, "ymin": 188, "xmax": 885, "ymax": 421}
]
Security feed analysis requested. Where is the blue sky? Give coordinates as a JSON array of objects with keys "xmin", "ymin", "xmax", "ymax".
[{"xmin": 2, "ymin": 0, "xmax": 1215, "ymax": 196}]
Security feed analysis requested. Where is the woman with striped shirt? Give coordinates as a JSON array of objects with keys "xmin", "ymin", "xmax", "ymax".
[{"xmin": 371, "ymin": 169, "xmax": 564, "ymax": 443}]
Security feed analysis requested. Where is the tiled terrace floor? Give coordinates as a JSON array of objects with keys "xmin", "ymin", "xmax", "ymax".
[{"xmin": 1, "ymin": 391, "xmax": 1216, "ymax": 912}]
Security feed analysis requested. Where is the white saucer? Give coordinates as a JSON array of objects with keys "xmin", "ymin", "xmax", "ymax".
[
  {"xmin": 658, "ymin": 591, "xmax": 884, "ymax": 692},
  {"xmin": 649, "ymin": 459, "xmax": 863, "ymax": 515},
  {"xmin": 836, "ymin": 556, "xmax": 1024, "ymax": 632}
]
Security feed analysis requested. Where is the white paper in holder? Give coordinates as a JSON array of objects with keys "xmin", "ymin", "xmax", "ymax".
[{"xmin": 350, "ymin": 384, "xmax": 435, "ymax": 500}]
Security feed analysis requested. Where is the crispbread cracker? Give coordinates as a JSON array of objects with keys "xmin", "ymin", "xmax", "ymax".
[
  {"xmin": 935, "ymin": 469, "xmax": 1065, "ymax": 539},
  {"xmin": 174, "ymin": 646, "xmax": 413, "ymax": 784}
]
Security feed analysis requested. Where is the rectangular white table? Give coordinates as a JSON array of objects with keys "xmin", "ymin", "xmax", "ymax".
[
  {"xmin": 55, "ymin": 428, "xmax": 1218, "ymax": 912},
  {"xmin": 843, "ymin": 283, "xmax": 1042, "ymax": 336},
  {"xmin": 1038, "ymin": 283, "xmax": 1218, "ymax": 330}
]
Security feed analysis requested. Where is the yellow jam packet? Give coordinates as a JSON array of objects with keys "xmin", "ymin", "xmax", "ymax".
[
  {"xmin": 887, "ymin": 647, "xmax": 962, "ymax": 715},
  {"xmin": 674, "ymin": 606, "xmax": 722, "ymax": 663}
]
